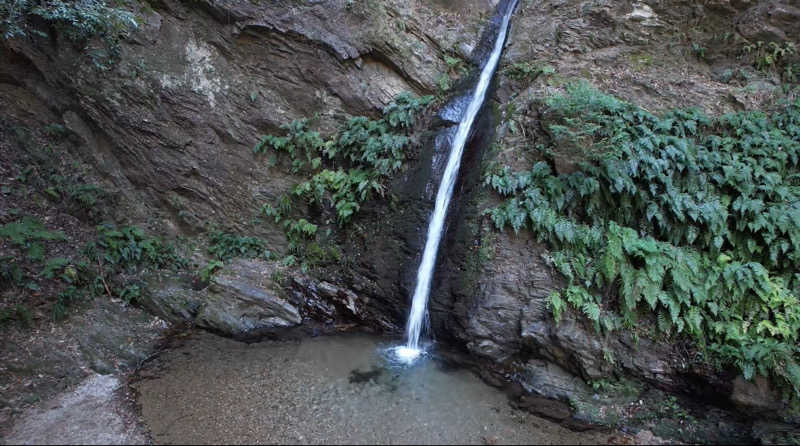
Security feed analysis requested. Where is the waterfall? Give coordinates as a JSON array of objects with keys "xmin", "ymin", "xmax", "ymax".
[{"xmin": 394, "ymin": 0, "xmax": 518, "ymax": 363}]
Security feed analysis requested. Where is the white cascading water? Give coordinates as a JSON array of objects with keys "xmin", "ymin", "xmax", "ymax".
[{"xmin": 394, "ymin": 0, "xmax": 518, "ymax": 363}]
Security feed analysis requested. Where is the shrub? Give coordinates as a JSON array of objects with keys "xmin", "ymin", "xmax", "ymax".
[
  {"xmin": 1, "ymin": 0, "xmax": 136, "ymax": 42},
  {"xmin": 2, "ymin": 0, "xmax": 137, "ymax": 68},
  {"xmin": 741, "ymin": 41, "xmax": 797, "ymax": 73},
  {"xmin": 196, "ymin": 260, "xmax": 223, "ymax": 284}
]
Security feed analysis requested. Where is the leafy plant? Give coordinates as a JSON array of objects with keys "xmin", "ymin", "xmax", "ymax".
[
  {"xmin": 65, "ymin": 183, "xmax": 110, "ymax": 221},
  {"xmin": 444, "ymin": 54, "xmax": 469, "ymax": 76},
  {"xmin": 691, "ymin": 43, "xmax": 707, "ymax": 61},
  {"xmin": 0, "ymin": 304, "xmax": 33, "ymax": 327},
  {"xmin": 11, "ymin": 124, "xmax": 114, "ymax": 223},
  {"xmin": 90, "ymin": 224, "xmax": 183, "ymax": 270},
  {"xmin": 118, "ymin": 284, "xmax": 141, "ymax": 304},
  {"xmin": 41, "ymin": 257, "xmax": 69, "ymax": 279},
  {"xmin": 197, "ymin": 260, "xmax": 223, "ymax": 284},
  {"xmin": 255, "ymin": 93, "xmax": 431, "ymax": 265},
  {"xmin": 0, "ymin": 217, "xmax": 66, "ymax": 261},
  {"xmin": 207, "ymin": 231, "xmax": 271, "ymax": 261},
  {"xmin": 485, "ymin": 82, "xmax": 800, "ymax": 395},
  {"xmin": 741, "ymin": 40, "xmax": 798, "ymax": 78},
  {"xmin": 436, "ymin": 73, "xmax": 451, "ymax": 93},
  {"xmin": 52, "ymin": 285, "xmax": 82, "ymax": 321},
  {"xmin": 1, "ymin": 0, "xmax": 137, "ymax": 47},
  {"xmin": 0, "ymin": 256, "xmax": 25, "ymax": 289},
  {"xmin": 503, "ymin": 61, "xmax": 555, "ymax": 82}
]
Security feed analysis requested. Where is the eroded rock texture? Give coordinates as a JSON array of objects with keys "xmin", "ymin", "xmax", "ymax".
[{"xmin": 2, "ymin": 0, "xmax": 799, "ymax": 441}]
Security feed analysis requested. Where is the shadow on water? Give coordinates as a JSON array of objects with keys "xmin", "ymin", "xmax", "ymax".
[{"xmin": 348, "ymin": 366, "xmax": 384, "ymax": 384}]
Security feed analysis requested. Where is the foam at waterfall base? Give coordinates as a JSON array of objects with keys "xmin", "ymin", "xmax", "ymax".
[{"xmin": 385, "ymin": 345, "xmax": 426, "ymax": 366}]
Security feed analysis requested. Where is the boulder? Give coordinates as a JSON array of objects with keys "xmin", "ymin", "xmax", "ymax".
[
  {"xmin": 736, "ymin": 1, "xmax": 800, "ymax": 42},
  {"xmin": 143, "ymin": 258, "xmax": 301, "ymax": 338}
]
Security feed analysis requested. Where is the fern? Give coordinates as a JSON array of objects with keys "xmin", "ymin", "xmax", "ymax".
[
  {"xmin": 254, "ymin": 93, "xmax": 431, "ymax": 263},
  {"xmin": 207, "ymin": 231, "xmax": 271, "ymax": 261},
  {"xmin": 486, "ymin": 83, "xmax": 800, "ymax": 396}
]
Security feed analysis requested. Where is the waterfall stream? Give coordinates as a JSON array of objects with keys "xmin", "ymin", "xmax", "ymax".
[{"xmin": 394, "ymin": 0, "xmax": 518, "ymax": 363}]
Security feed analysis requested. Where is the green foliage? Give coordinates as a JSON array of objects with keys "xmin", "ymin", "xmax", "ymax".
[
  {"xmin": 436, "ymin": 73, "xmax": 451, "ymax": 93},
  {"xmin": 0, "ymin": 304, "xmax": 33, "ymax": 327},
  {"xmin": 1, "ymin": 0, "xmax": 136, "ymax": 46},
  {"xmin": 589, "ymin": 377, "xmax": 642, "ymax": 397},
  {"xmin": 64, "ymin": 183, "xmax": 110, "ymax": 221},
  {"xmin": 118, "ymin": 284, "xmax": 140, "ymax": 304},
  {"xmin": 503, "ymin": 61, "xmax": 555, "ymax": 82},
  {"xmin": 254, "ymin": 118, "xmax": 326, "ymax": 174},
  {"xmin": 0, "ymin": 217, "xmax": 66, "ymax": 261},
  {"xmin": 90, "ymin": 224, "xmax": 183, "ymax": 270},
  {"xmin": 691, "ymin": 43, "xmax": 707, "ymax": 61},
  {"xmin": 486, "ymin": 82, "xmax": 800, "ymax": 395},
  {"xmin": 0, "ymin": 256, "xmax": 25, "ymax": 288},
  {"xmin": 742, "ymin": 41, "xmax": 797, "ymax": 73},
  {"xmin": 207, "ymin": 231, "xmax": 271, "ymax": 261},
  {"xmin": 658, "ymin": 395, "xmax": 696, "ymax": 423},
  {"xmin": 255, "ymin": 93, "xmax": 431, "ymax": 264},
  {"xmin": 444, "ymin": 54, "xmax": 469, "ymax": 77},
  {"xmin": 52, "ymin": 285, "xmax": 82, "ymax": 320},
  {"xmin": 11, "ymin": 124, "xmax": 114, "ymax": 223},
  {"xmin": 41, "ymin": 257, "xmax": 69, "ymax": 279},
  {"xmin": 197, "ymin": 260, "xmax": 223, "ymax": 284}
]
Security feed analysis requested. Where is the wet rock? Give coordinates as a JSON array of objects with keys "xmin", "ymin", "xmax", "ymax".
[
  {"xmin": 633, "ymin": 429, "xmax": 669, "ymax": 445},
  {"xmin": 625, "ymin": 2, "xmax": 665, "ymax": 27},
  {"xmin": 72, "ymin": 299, "xmax": 166, "ymax": 374},
  {"xmin": 287, "ymin": 275, "xmax": 338, "ymax": 323},
  {"xmin": 729, "ymin": 81, "xmax": 779, "ymax": 110}
]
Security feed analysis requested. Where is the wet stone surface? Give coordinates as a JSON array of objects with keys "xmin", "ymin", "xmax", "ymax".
[{"xmin": 133, "ymin": 332, "xmax": 612, "ymax": 444}]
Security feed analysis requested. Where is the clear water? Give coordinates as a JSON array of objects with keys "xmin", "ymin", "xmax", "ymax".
[
  {"xmin": 133, "ymin": 332, "xmax": 609, "ymax": 444},
  {"xmin": 402, "ymin": 0, "xmax": 519, "ymax": 360}
]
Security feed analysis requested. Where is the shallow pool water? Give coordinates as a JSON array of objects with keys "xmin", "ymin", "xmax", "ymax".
[{"xmin": 133, "ymin": 332, "xmax": 609, "ymax": 444}]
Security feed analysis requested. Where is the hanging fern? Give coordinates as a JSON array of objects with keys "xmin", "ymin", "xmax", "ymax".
[{"xmin": 487, "ymin": 82, "xmax": 800, "ymax": 396}]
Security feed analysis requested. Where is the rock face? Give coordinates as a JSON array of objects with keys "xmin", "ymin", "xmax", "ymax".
[
  {"xmin": 0, "ymin": 0, "xmax": 493, "ymax": 239},
  {"xmin": 2, "ymin": 0, "xmax": 799, "ymax": 441},
  {"xmin": 427, "ymin": 0, "xmax": 799, "ymax": 437},
  {"xmin": 736, "ymin": 1, "xmax": 800, "ymax": 42},
  {"xmin": 0, "ymin": 0, "xmax": 500, "ymax": 342}
]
